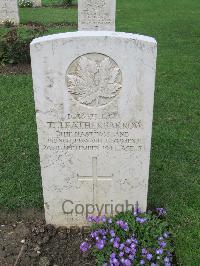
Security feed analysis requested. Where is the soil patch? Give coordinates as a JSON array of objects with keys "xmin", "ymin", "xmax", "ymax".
[
  {"xmin": 23, "ymin": 21, "xmax": 77, "ymax": 28},
  {"xmin": 42, "ymin": 4, "xmax": 78, "ymax": 9},
  {"xmin": 0, "ymin": 64, "xmax": 32, "ymax": 75},
  {"xmin": 0, "ymin": 209, "xmax": 95, "ymax": 266}
]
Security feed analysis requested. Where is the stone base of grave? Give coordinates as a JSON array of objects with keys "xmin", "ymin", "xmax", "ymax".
[{"xmin": 32, "ymin": 0, "xmax": 42, "ymax": 7}]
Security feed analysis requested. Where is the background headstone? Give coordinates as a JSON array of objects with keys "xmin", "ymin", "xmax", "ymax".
[
  {"xmin": 78, "ymin": 0, "xmax": 116, "ymax": 31},
  {"xmin": 0, "ymin": 0, "xmax": 19, "ymax": 24},
  {"xmin": 32, "ymin": 0, "xmax": 42, "ymax": 7}
]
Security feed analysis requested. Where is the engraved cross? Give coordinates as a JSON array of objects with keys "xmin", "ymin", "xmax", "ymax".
[{"xmin": 77, "ymin": 157, "xmax": 113, "ymax": 202}]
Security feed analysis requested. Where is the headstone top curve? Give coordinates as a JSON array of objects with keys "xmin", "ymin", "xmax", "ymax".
[{"xmin": 31, "ymin": 31, "xmax": 157, "ymax": 46}]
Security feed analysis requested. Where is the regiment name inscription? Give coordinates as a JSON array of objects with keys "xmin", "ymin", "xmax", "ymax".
[{"xmin": 44, "ymin": 113, "xmax": 143, "ymax": 154}]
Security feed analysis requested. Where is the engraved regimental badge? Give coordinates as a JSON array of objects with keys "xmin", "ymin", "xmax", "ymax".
[{"xmin": 66, "ymin": 53, "xmax": 122, "ymax": 107}]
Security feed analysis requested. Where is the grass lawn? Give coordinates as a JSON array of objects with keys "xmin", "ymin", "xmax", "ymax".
[
  {"xmin": 0, "ymin": 0, "xmax": 200, "ymax": 265},
  {"xmin": 19, "ymin": 6, "xmax": 77, "ymax": 25}
]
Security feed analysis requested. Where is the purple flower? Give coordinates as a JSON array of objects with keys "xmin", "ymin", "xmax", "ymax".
[
  {"xmin": 128, "ymin": 254, "xmax": 135, "ymax": 260},
  {"xmin": 119, "ymin": 243, "xmax": 125, "ymax": 250},
  {"xmin": 80, "ymin": 242, "xmax": 90, "ymax": 252},
  {"xmin": 116, "ymin": 220, "xmax": 129, "ymax": 231},
  {"xmin": 97, "ymin": 216, "xmax": 102, "ymax": 223},
  {"xmin": 115, "ymin": 237, "xmax": 120, "ymax": 242},
  {"xmin": 158, "ymin": 236, "xmax": 164, "ymax": 241},
  {"xmin": 125, "ymin": 247, "xmax": 131, "ymax": 254},
  {"xmin": 151, "ymin": 264, "xmax": 158, "ymax": 266},
  {"xmin": 131, "ymin": 237, "xmax": 138, "ymax": 244},
  {"xmin": 90, "ymin": 231, "xmax": 98, "ymax": 238},
  {"xmin": 130, "ymin": 247, "xmax": 136, "ymax": 255},
  {"xmin": 99, "ymin": 229, "xmax": 106, "ymax": 236},
  {"xmin": 133, "ymin": 207, "xmax": 143, "ymax": 216},
  {"xmin": 119, "ymin": 251, "xmax": 124, "ymax": 257},
  {"xmin": 113, "ymin": 241, "xmax": 119, "ymax": 248},
  {"xmin": 140, "ymin": 259, "xmax": 145, "ymax": 265},
  {"xmin": 123, "ymin": 223, "xmax": 129, "ymax": 231},
  {"xmin": 111, "ymin": 258, "xmax": 120, "ymax": 266},
  {"xmin": 88, "ymin": 215, "xmax": 101, "ymax": 223},
  {"xmin": 110, "ymin": 230, "xmax": 115, "ymax": 237},
  {"xmin": 142, "ymin": 248, "xmax": 147, "ymax": 254},
  {"xmin": 159, "ymin": 241, "xmax": 167, "ymax": 248},
  {"xmin": 124, "ymin": 259, "xmax": 131, "ymax": 266},
  {"xmin": 120, "ymin": 258, "xmax": 125, "ymax": 264},
  {"xmin": 156, "ymin": 248, "xmax": 163, "ymax": 255},
  {"xmin": 87, "ymin": 216, "xmax": 93, "ymax": 222},
  {"xmin": 116, "ymin": 220, "xmax": 121, "ymax": 226},
  {"xmin": 163, "ymin": 232, "xmax": 169, "ymax": 238},
  {"xmin": 101, "ymin": 215, "xmax": 107, "ymax": 223},
  {"xmin": 126, "ymin": 239, "xmax": 132, "ymax": 245},
  {"xmin": 146, "ymin": 253, "xmax": 153, "ymax": 261},
  {"xmin": 110, "ymin": 253, "xmax": 116, "ymax": 259},
  {"xmin": 96, "ymin": 240, "xmax": 105, "ymax": 250},
  {"xmin": 165, "ymin": 264, "xmax": 171, "ymax": 266},
  {"xmin": 164, "ymin": 257, "xmax": 170, "ymax": 263},
  {"xmin": 156, "ymin": 208, "xmax": 166, "ymax": 216},
  {"xmin": 108, "ymin": 218, "xmax": 112, "ymax": 224},
  {"xmin": 136, "ymin": 217, "xmax": 148, "ymax": 224},
  {"xmin": 130, "ymin": 243, "xmax": 136, "ymax": 249}
]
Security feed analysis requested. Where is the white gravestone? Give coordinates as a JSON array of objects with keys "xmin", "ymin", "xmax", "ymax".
[
  {"xmin": 0, "ymin": 0, "xmax": 19, "ymax": 24},
  {"xmin": 78, "ymin": 0, "xmax": 116, "ymax": 31},
  {"xmin": 32, "ymin": 0, "xmax": 42, "ymax": 7},
  {"xmin": 31, "ymin": 1, "xmax": 157, "ymax": 227}
]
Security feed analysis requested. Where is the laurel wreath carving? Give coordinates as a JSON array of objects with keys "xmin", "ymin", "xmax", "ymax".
[{"xmin": 66, "ymin": 54, "xmax": 122, "ymax": 107}]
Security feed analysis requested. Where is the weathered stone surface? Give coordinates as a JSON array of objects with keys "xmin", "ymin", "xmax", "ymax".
[
  {"xmin": 78, "ymin": 0, "xmax": 116, "ymax": 31},
  {"xmin": 32, "ymin": 0, "xmax": 42, "ymax": 7},
  {"xmin": 31, "ymin": 31, "xmax": 157, "ymax": 226},
  {"xmin": 0, "ymin": 0, "xmax": 19, "ymax": 24}
]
